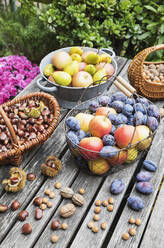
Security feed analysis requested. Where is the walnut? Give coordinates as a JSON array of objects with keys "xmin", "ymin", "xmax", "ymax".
[
  {"xmin": 60, "ymin": 187, "xmax": 74, "ymax": 199},
  {"xmin": 60, "ymin": 203, "xmax": 76, "ymax": 218},
  {"xmin": 72, "ymin": 193, "xmax": 84, "ymax": 206}
]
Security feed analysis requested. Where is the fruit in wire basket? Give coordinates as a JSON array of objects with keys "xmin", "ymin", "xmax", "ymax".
[
  {"xmin": 108, "ymin": 146, "xmax": 128, "ymax": 166},
  {"xmin": 88, "ymin": 157, "xmax": 110, "ymax": 175},
  {"xmin": 79, "ymin": 137, "xmax": 103, "ymax": 160},
  {"xmin": 95, "ymin": 107, "xmax": 117, "ymax": 116},
  {"xmin": 136, "ymin": 125, "xmax": 152, "ymax": 150},
  {"xmin": 125, "ymin": 148, "xmax": 138, "ymax": 163},
  {"xmin": 75, "ymin": 113, "xmax": 93, "ymax": 132},
  {"xmin": 89, "ymin": 115, "xmax": 112, "ymax": 138}
]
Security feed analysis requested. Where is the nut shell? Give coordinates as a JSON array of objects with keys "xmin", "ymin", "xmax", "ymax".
[
  {"xmin": 72, "ymin": 193, "xmax": 84, "ymax": 206},
  {"xmin": 41, "ymin": 156, "xmax": 62, "ymax": 177},
  {"xmin": 0, "ymin": 203, "xmax": 8, "ymax": 212},
  {"xmin": 60, "ymin": 187, "xmax": 74, "ymax": 199},
  {"xmin": 60, "ymin": 203, "xmax": 76, "ymax": 218}
]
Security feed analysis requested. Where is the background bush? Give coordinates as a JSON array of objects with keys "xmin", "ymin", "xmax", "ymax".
[{"xmin": 0, "ymin": 0, "xmax": 164, "ymax": 63}]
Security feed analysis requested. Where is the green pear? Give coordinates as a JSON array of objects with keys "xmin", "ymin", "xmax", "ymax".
[
  {"xmin": 85, "ymin": 53, "xmax": 100, "ymax": 65},
  {"xmin": 43, "ymin": 64, "xmax": 54, "ymax": 77},
  {"xmin": 69, "ymin": 46, "xmax": 83, "ymax": 56},
  {"xmin": 93, "ymin": 68, "xmax": 107, "ymax": 84},
  {"xmin": 64, "ymin": 61, "xmax": 79, "ymax": 76},
  {"xmin": 53, "ymin": 71, "xmax": 72, "ymax": 86},
  {"xmin": 84, "ymin": 64, "xmax": 96, "ymax": 75}
]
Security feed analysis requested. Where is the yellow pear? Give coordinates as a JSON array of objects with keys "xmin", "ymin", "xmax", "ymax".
[
  {"xmin": 93, "ymin": 68, "xmax": 107, "ymax": 84},
  {"xmin": 43, "ymin": 64, "xmax": 54, "ymax": 77},
  {"xmin": 85, "ymin": 53, "xmax": 100, "ymax": 65},
  {"xmin": 71, "ymin": 53, "xmax": 82, "ymax": 62},
  {"xmin": 64, "ymin": 61, "xmax": 79, "ymax": 76},
  {"xmin": 136, "ymin": 125, "xmax": 152, "ymax": 150},
  {"xmin": 84, "ymin": 64, "xmax": 96, "ymax": 75},
  {"xmin": 99, "ymin": 54, "xmax": 112, "ymax": 63},
  {"xmin": 69, "ymin": 47, "xmax": 83, "ymax": 56},
  {"xmin": 125, "ymin": 148, "xmax": 138, "ymax": 163},
  {"xmin": 52, "ymin": 71, "xmax": 71, "ymax": 86}
]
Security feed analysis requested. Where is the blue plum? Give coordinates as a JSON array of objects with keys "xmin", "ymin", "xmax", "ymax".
[
  {"xmin": 123, "ymin": 104, "xmax": 134, "ymax": 117},
  {"xmin": 128, "ymin": 196, "xmax": 144, "ymax": 211},
  {"xmin": 134, "ymin": 103, "xmax": 146, "ymax": 114},
  {"xmin": 127, "ymin": 115, "xmax": 134, "ymax": 125},
  {"xmin": 108, "ymin": 113, "xmax": 117, "ymax": 124},
  {"xmin": 136, "ymin": 171, "xmax": 152, "ymax": 182},
  {"xmin": 110, "ymin": 125, "xmax": 116, "ymax": 135},
  {"xmin": 76, "ymin": 130, "xmax": 87, "ymax": 141},
  {"xmin": 111, "ymin": 92, "xmax": 127, "ymax": 102},
  {"xmin": 147, "ymin": 105, "xmax": 160, "ymax": 119},
  {"xmin": 111, "ymin": 101, "xmax": 124, "ymax": 113},
  {"xmin": 65, "ymin": 116, "xmax": 80, "ymax": 131},
  {"xmin": 126, "ymin": 98, "xmax": 135, "ymax": 105},
  {"xmin": 136, "ymin": 182, "xmax": 153, "ymax": 194},
  {"xmin": 98, "ymin": 95, "xmax": 110, "ymax": 106},
  {"xmin": 89, "ymin": 100, "xmax": 99, "ymax": 112},
  {"xmin": 142, "ymin": 115, "xmax": 147, "ymax": 125},
  {"xmin": 110, "ymin": 179, "xmax": 125, "ymax": 195},
  {"xmin": 100, "ymin": 146, "xmax": 117, "ymax": 158},
  {"xmin": 143, "ymin": 160, "xmax": 157, "ymax": 172},
  {"xmin": 136, "ymin": 97, "xmax": 149, "ymax": 107},
  {"xmin": 134, "ymin": 111, "xmax": 144, "ymax": 125},
  {"xmin": 67, "ymin": 130, "xmax": 79, "ymax": 148},
  {"xmin": 103, "ymin": 134, "xmax": 115, "ymax": 146},
  {"xmin": 147, "ymin": 116, "xmax": 158, "ymax": 132}
]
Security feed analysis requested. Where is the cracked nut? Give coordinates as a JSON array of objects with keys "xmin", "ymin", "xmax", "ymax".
[
  {"xmin": 42, "ymin": 198, "xmax": 48, "ymax": 204},
  {"xmin": 107, "ymin": 204, "xmax": 114, "ymax": 212},
  {"xmin": 49, "ymin": 192, "xmax": 55, "ymax": 199},
  {"xmin": 45, "ymin": 189, "xmax": 51, "ymax": 195},
  {"xmin": 108, "ymin": 197, "xmax": 114, "ymax": 204},
  {"xmin": 135, "ymin": 218, "xmax": 142, "ymax": 226},
  {"xmin": 47, "ymin": 201, "xmax": 53, "ymax": 208},
  {"xmin": 72, "ymin": 193, "xmax": 84, "ymax": 206},
  {"xmin": 102, "ymin": 200, "xmax": 108, "ymax": 207},
  {"xmin": 92, "ymin": 225, "xmax": 99, "ymax": 233},
  {"xmin": 40, "ymin": 203, "xmax": 47, "ymax": 210},
  {"xmin": 0, "ymin": 203, "xmax": 8, "ymax": 213},
  {"xmin": 60, "ymin": 187, "xmax": 74, "ymax": 199},
  {"xmin": 60, "ymin": 203, "xmax": 76, "ymax": 218},
  {"xmin": 93, "ymin": 214, "xmax": 99, "ymax": 221},
  {"xmin": 55, "ymin": 182, "xmax": 61, "ymax": 189}
]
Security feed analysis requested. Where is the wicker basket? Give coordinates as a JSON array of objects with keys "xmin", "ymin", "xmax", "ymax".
[
  {"xmin": 128, "ymin": 44, "xmax": 164, "ymax": 99},
  {"xmin": 0, "ymin": 92, "xmax": 60, "ymax": 166}
]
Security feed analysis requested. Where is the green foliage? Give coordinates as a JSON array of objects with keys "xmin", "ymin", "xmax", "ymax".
[{"xmin": 0, "ymin": 8, "xmax": 57, "ymax": 63}]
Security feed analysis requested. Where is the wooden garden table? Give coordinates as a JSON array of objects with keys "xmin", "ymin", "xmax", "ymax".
[{"xmin": 0, "ymin": 57, "xmax": 163, "ymax": 248}]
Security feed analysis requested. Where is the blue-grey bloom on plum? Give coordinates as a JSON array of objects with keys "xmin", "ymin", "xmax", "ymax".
[
  {"xmin": 143, "ymin": 160, "xmax": 157, "ymax": 172},
  {"xmin": 136, "ymin": 171, "xmax": 152, "ymax": 182},
  {"xmin": 136, "ymin": 182, "xmax": 153, "ymax": 194},
  {"xmin": 111, "ymin": 92, "xmax": 127, "ymax": 103},
  {"xmin": 103, "ymin": 134, "xmax": 115, "ymax": 146},
  {"xmin": 147, "ymin": 116, "xmax": 158, "ymax": 132},
  {"xmin": 98, "ymin": 95, "xmax": 110, "ymax": 106},
  {"xmin": 100, "ymin": 146, "xmax": 117, "ymax": 158},
  {"xmin": 123, "ymin": 104, "xmax": 134, "ymax": 117},
  {"xmin": 111, "ymin": 100, "xmax": 124, "ymax": 113},
  {"xmin": 89, "ymin": 100, "xmax": 99, "ymax": 112},
  {"xmin": 134, "ymin": 111, "xmax": 144, "ymax": 125},
  {"xmin": 127, "ymin": 196, "xmax": 144, "ymax": 211},
  {"xmin": 65, "ymin": 116, "xmax": 80, "ymax": 131},
  {"xmin": 67, "ymin": 130, "xmax": 79, "ymax": 148},
  {"xmin": 110, "ymin": 179, "xmax": 125, "ymax": 195}
]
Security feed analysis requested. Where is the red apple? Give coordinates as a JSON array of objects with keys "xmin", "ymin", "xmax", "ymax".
[
  {"xmin": 96, "ymin": 62, "xmax": 115, "ymax": 77},
  {"xmin": 114, "ymin": 125, "xmax": 139, "ymax": 148},
  {"xmin": 72, "ymin": 71, "xmax": 93, "ymax": 87},
  {"xmin": 89, "ymin": 115, "xmax": 112, "ymax": 138},
  {"xmin": 79, "ymin": 62, "xmax": 87, "ymax": 71},
  {"xmin": 95, "ymin": 107, "xmax": 117, "ymax": 116},
  {"xmin": 108, "ymin": 146, "xmax": 128, "ymax": 166},
  {"xmin": 79, "ymin": 137, "xmax": 103, "ymax": 160}
]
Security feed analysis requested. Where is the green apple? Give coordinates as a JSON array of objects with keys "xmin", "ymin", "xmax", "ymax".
[
  {"xmin": 93, "ymin": 68, "xmax": 107, "ymax": 84},
  {"xmin": 64, "ymin": 61, "xmax": 79, "ymax": 76},
  {"xmin": 85, "ymin": 53, "xmax": 100, "ymax": 64},
  {"xmin": 84, "ymin": 64, "xmax": 96, "ymax": 75},
  {"xmin": 52, "ymin": 71, "xmax": 71, "ymax": 86},
  {"xmin": 75, "ymin": 113, "xmax": 93, "ymax": 132},
  {"xmin": 43, "ymin": 64, "xmax": 54, "ymax": 77},
  {"xmin": 71, "ymin": 53, "xmax": 82, "ymax": 62},
  {"xmin": 69, "ymin": 47, "xmax": 83, "ymax": 56},
  {"xmin": 52, "ymin": 52, "xmax": 72, "ymax": 70}
]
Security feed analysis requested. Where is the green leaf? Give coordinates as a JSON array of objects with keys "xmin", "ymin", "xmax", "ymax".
[
  {"xmin": 160, "ymin": 23, "xmax": 164, "ymax": 34},
  {"xmin": 137, "ymin": 32, "xmax": 150, "ymax": 40},
  {"xmin": 144, "ymin": 5, "xmax": 157, "ymax": 13}
]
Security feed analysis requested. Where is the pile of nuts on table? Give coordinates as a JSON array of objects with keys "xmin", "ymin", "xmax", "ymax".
[
  {"xmin": 143, "ymin": 63, "xmax": 164, "ymax": 83},
  {"xmin": 0, "ymin": 100, "xmax": 52, "ymax": 153}
]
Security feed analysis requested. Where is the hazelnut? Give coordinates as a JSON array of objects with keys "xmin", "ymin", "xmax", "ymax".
[
  {"xmin": 107, "ymin": 204, "xmax": 114, "ymax": 212},
  {"xmin": 78, "ymin": 188, "xmax": 85, "ymax": 195},
  {"xmin": 95, "ymin": 200, "xmax": 101, "ymax": 206},
  {"xmin": 101, "ymin": 222, "xmax": 107, "ymax": 230},
  {"xmin": 62, "ymin": 223, "xmax": 68, "ymax": 230},
  {"xmin": 55, "ymin": 182, "xmax": 61, "ymax": 189},
  {"xmin": 18, "ymin": 210, "xmax": 29, "ymax": 221},
  {"xmin": 129, "ymin": 228, "xmax": 136, "ymax": 236},
  {"xmin": 108, "ymin": 197, "xmax": 114, "ymax": 204},
  {"xmin": 92, "ymin": 225, "xmax": 99, "ymax": 233},
  {"xmin": 47, "ymin": 202, "xmax": 53, "ymax": 208},
  {"xmin": 42, "ymin": 198, "xmax": 48, "ymax": 204},
  {"xmin": 33, "ymin": 197, "xmax": 42, "ymax": 206},
  {"xmin": 122, "ymin": 232, "xmax": 130, "ymax": 240},
  {"xmin": 45, "ymin": 189, "xmax": 51, "ymax": 195},
  {"xmin": 27, "ymin": 173, "xmax": 36, "ymax": 181},
  {"xmin": 49, "ymin": 192, "xmax": 55, "ymax": 199},
  {"xmin": 22, "ymin": 223, "xmax": 32, "ymax": 235},
  {"xmin": 51, "ymin": 220, "xmax": 61, "ymax": 230},
  {"xmin": 94, "ymin": 207, "xmax": 101, "ymax": 214},
  {"xmin": 88, "ymin": 221, "xmax": 94, "ymax": 229},
  {"xmin": 129, "ymin": 217, "xmax": 135, "ymax": 224},
  {"xmin": 40, "ymin": 203, "xmax": 47, "ymax": 210},
  {"xmin": 93, "ymin": 214, "xmax": 100, "ymax": 221},
  {"xmin": 11, "ymin": 200, "xmax": 21, "ymax": 211},
  {"xmin": 51, "ymin": 234, "xmax": 58, "ymax": 243},
  {"xmin": 135, "ymin": 218, "xmax": 142, "ymax": 226},
  {"xmin": 102, "ymin": 200, "xmax": 108, "ymax": 207}
]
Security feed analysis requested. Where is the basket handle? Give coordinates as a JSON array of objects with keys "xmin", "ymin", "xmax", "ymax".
[
  {"xmin": 0, "ymin": 106, "xmax": 20, "ymax": 147},
  {"xmin": 136, "ymin": 44, "xmax": 164, "ymax": 65}
]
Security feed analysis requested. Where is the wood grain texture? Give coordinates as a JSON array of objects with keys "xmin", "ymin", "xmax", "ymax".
[
  {"xmin": 140, "ymin": 178, "xmax": 164, "ymax": 248},
  {"xmin": 0, "ymin": 121, "xmax": 67, "ymax": 243},
  {"xmin": 107, "ymin": 118, "xmax": 164, "ymax": 248},
  {"xmin": 0, "ymin": 151, "xmax": 79, "ymax": 248}
]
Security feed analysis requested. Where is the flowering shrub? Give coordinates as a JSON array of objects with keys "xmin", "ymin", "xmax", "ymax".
[{"xmin": 0, "ymin": 55, "xmax": 39, "ymax": 104}]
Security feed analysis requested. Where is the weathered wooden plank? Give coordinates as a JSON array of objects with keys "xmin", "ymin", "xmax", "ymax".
[
  {"xmin": 0, "ymin": 120, "xmax": 68, "ymax": 242},
  {"xmin": 106, "ymin": 119, "xmax": 164, "ymax": 248},
  {"xmin": 0, "ymin": 151, "xmax": 79, "ymax": 248},
  {"xmin": 139, "ymin": 178, "xmax": 164, "ymax": 248}
]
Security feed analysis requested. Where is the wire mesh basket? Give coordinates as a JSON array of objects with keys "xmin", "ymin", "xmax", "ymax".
[{"xmin": 64, "ymin": 76, "xmax": 161, "ymax": 176}]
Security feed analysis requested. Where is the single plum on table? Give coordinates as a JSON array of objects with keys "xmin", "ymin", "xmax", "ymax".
[
  {"xmin": 66, "ymin": 116, "xmax": 80, "ymax": 131},
  {"xmin": 136, "ymin": 171, "xmax": 152, "ymax": 182},
  {"xmin": 127, "ymin": 196, "xmax": 144, "ymax": 211},
  {"xmin": 143, "ymin": 160, "xmax": 157, "ymax": 172},
  {"xmin": 110, "ymin": 179, "xmax": 125, "ymax": 195},
  {"xmin": 136, "ymin": 182, "xmax": 154, "ymax": 194}
]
